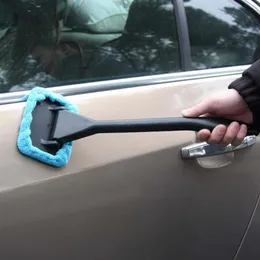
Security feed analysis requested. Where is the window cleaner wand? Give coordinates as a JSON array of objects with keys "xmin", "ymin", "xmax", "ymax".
[{"xmin": 17, "ymin": 87, "xmax": 258, "ymax": 167}]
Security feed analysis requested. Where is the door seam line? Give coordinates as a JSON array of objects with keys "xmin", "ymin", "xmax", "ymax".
[{"xmin": 233, "ymin": 192, "xmax": 260, "ymax": 260}]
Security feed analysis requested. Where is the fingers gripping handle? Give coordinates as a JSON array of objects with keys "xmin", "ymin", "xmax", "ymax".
[{"xmin": 175, "ymin": 117, "xmax": 259, "ymax": 136}]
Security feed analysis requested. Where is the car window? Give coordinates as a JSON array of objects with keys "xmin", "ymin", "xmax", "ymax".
[
  {"xmin": 184, "ymin": 0, "xmax": 260, "ymax": 70},
  {"xmin": 0, "ymin": 0, "xmax": 180, "ymax": 94}
]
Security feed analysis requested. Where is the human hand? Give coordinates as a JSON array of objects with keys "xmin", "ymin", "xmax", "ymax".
[{"xmin": 182, "ymin": 89, "xmax": 253, "ymax": 146}]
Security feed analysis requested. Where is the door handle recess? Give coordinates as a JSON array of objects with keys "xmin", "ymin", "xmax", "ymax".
[{"xmin": 181, "ymin": 135, "xmax": 257, "ymax": 159}]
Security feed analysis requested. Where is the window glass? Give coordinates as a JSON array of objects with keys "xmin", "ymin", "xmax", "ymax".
[
  {"xmin": 184, "ymin": 0, "xmax": 260, "ymax": 69},
  {"xmin": 0, "ymin": 0, "xmax": 180, "ymax": 93}
]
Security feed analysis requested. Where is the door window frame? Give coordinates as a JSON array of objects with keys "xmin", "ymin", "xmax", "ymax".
[
  {"xmin": 172, "ymin": 0, "xmax": 192, "ymax": 71},
  {"xmin": 0, "ymin": 0, "xmax": 259, "ymax": 105}
]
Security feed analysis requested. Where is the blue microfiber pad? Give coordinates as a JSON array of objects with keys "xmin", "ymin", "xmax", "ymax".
[{"xmin": 17, "ymin": 87, "xmax": 78, "ymax": 167}]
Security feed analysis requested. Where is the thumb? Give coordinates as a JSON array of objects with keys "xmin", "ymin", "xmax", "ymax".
[{"xmin": 182, "ymin": 100, "xmax": 211, "ymax": 117}]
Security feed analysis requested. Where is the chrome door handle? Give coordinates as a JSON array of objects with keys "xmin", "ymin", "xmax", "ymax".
[{"xmin": 181, "ymin": 135, "xmax": 257, "ymax": 159}]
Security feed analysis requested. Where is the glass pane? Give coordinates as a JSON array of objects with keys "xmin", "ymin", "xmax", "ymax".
[
  {"xmin": 0, "ymin": 0, "xmax": 180, "ymax": 93},
  {"xmin": 184, "ymin": 0, "xmax": 260, "ymax": 70}
]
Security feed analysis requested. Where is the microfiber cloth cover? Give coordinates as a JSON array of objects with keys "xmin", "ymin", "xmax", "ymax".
[{"xmin": 17, "ymin": 87, "xmax": 78, "ymax": 167}]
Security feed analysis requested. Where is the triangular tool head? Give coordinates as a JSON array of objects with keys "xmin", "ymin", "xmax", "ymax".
[{"xmin": 17, "ymin": 87, "xmax": 78, "ymax": 167}]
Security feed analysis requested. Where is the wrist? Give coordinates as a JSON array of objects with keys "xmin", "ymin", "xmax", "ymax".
[{"xmin": 229, "ymin": 76, "xmax": 260, "ymax": 131}]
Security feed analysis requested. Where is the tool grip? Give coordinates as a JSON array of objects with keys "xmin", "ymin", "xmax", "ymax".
[{"xmin": 94, "ymin": 117, "xmax": 258, "ymax": 136}]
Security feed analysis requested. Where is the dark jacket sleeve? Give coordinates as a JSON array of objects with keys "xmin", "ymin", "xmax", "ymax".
[{"xmin": 228, "ymin": 59, "xmax": 260, "ymax": 130}]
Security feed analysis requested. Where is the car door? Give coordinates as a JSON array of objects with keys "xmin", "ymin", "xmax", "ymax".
[{"xmin": 0, "ymin": 0, "xmax": 260, "ymax": 259}]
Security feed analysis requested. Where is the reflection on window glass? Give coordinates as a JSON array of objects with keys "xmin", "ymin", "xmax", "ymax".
[
  {"xmin": 0, "ymin": 0, "xmax": 180, "ymax": 93},
  {"xmin": 184, "ymin": 0, "xmax": 260, "ymax": 70}
]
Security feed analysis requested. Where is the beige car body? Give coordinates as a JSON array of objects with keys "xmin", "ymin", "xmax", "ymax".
[{"xmin": 1, "ymin": 66, "xmax": 260, "ymax": 259}]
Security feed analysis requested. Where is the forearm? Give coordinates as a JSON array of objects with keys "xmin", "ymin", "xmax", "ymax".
[{"xmin": 228, "ymin": 59, "xmax": 260, "ymax": 129}]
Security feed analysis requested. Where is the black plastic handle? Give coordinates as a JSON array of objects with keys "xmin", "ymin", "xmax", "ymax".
[
  {"xmin": 94, "ymin": 117, "xmax": 258, "ymax": 135},
  {"xmin": 51, "ymin": 110, "xmax": 259, "ymax": 145}
]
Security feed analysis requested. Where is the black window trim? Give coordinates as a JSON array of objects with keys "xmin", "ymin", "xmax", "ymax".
[
  {"xmin": 236, "ymin": 0, "xmax": 260, "ymax": 18},
  {"xmin": 172, "ymin": 0, "xmax": 192, "ymax": 71}
]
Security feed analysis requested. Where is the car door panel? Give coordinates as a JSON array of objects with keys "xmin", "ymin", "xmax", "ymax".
[
  {"xmin": 0, "ymin": 74, "xmax": 244, "ymax": 189},
  {"xmin": 236, "ymin": 198, "xmax": 260, "ymax": 260},
  {"xmin": 1, "ymin": 143, "xmax": 260, "ymax": 260},
  {"xmin": 0, "ymin": 74, "xmax": 260, "ymax": 259}
]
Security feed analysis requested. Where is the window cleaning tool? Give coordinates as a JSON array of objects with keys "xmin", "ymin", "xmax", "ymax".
[
  {"xmin": 17, "ymin": 87, "xmax": 78, "ymax": 167},
  {"xmin": 17, "ymin": 87, "xmax": 259, "ymax": 167}
]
